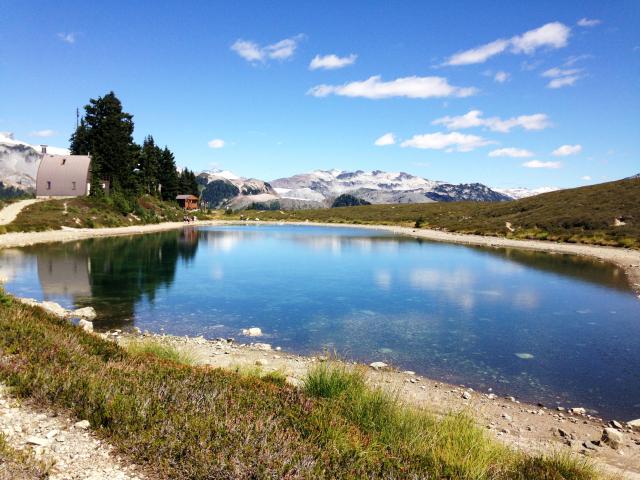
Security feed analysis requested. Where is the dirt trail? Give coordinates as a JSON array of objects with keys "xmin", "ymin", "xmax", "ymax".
[{"xmin": 0, "ymin": 199, "xmax": 44, "ymax": 226}]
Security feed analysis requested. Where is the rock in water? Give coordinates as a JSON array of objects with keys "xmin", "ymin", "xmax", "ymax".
[
  {"xmin": 601, "ymin": 427, "xmax": 623, "ymax": 449},
  {"xmin": 71, "ymin": 306, "xmax": 97, "ymax": 320},
  {"xmin": 369, "ymin": 362, "xmax": 388, "ymax": 370},
  {"xmin": 40, "ymin": 301, "xmax": 68, "ymax": 318},
  {"xmin": 78, "ymin": 319, "xmax": 93, "ymax": 333},
  {"xmin": 241, "ymin": 327, "xmax": 262, "ymax": 337}
]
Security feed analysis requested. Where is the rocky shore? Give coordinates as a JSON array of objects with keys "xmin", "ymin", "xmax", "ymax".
[{"xmin": 101, "ymin": 328, "xmax": 640, "ymax": 479}]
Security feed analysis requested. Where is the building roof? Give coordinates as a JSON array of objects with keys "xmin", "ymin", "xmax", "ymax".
[
  {"xmin": 36, "ymin": 154, "xmax": 92, "ymax": 197},
  {"xmin": 176, "ymin": 194, "xmax": 198, "ymax": 200}
]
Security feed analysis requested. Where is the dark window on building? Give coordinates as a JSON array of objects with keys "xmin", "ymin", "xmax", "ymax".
[
  {"xmin": 72, "ymin": 181, "xmax": 76, "ymax": 190},
  {"xmin": 46, "ymin": 181, "xmax": 51, "ymax": 190}
]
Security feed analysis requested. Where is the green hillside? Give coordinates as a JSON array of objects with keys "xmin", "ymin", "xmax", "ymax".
[{"xmin": 240, "ymin": 178, "xmax": 640, "ymax": 248}]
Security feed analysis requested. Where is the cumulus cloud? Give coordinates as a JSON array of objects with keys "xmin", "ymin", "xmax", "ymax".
[
  {"xmin": 231, "ymin": 35, "xmax": 304, "ymax": 63},
  {"xmin": 577, "ymin": 18, "xmax": 601, "ymax": 27},
  {"xmin": 522, "ymin": 160, "xmax": 561, "ymax": 169},
  {"xmin": 57, "ymin": 32, "xmax": 76, "ymax": 44},
  {"xmin": 374, "ymin": 133, "xmax": 396, "ymax": 146},
  {"xmin": 488, "ymin": 147, "xmax": 534, "ymax": 158},
  {"xmin": 309, "ymin": 53, "xmax": 357, "ymax": 70},
  {"xmin": 432, "ymin": 110, "xmax": 551, "ymax": 133},
  {"xmin": 208, "ymin": 139, "xmax": 225, "ymax": 149},
  {"xmin": 29, "ymin": 129, "xmax": 56, "ymax": 137},
  {"xmin": 494, "ymin": 71, "xmax": 510, "ymax": 83},
  {"xmin": 400, "ymin": 131, "xmax": 493, "ymax": 152},
  {"xmin": 308, "ymin": 75, "xmax": 477, "ymax": 99},
  {"xmin": 552, "ymin": 144, "xmax": 582, "ymax": 156},
  {"xmin": 444, "ymin": 22, "xmax": 570, "ymax": 66}
]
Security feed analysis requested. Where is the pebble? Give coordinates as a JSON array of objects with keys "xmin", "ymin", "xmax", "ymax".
[
  {"xmin": 74, "ymin": 420, "xmax": 91, "ymax": 429},
  {"xmin": 462, "ymin": 391, "xmax": 471, "ymax": 400},
  {"xmin": 369, "ymin": 362, "xmax": 388, "ymax": 370}
]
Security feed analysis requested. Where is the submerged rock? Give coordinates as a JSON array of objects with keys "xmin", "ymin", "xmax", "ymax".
[
  {"xmin": 71, "ymin": 307, "xmax": 97, "ymax": 320},
  {"xmin": 241, "ymin": 327, "xmax": 263, "ymax": 337},
  {"xmin": 514, "ymin": 353, "xmax": 534, "ymax": 359}
]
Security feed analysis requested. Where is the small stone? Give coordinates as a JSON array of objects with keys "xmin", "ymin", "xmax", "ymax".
[
  {"xmin": 609, "ymin": 420, "xmax": 624, "ymax": 430},
  {"xmin": 25, "ymin": 436, "xmax": 49, "ymax": 447},
  {"xmin": 462, "ymin": 391, "xmax": 471, "ymax": 400},
  {"xmin": 569, "ymin": 407, "xmax": 586, "ymax": 415},
  {"xmin": 507, "ymin": 396, "xmax": 516, "ymax": 402},
  {"xmin": 487, "ymin": 393, "xmax": 497, "ymax": 400},
  {"xmin": 627, "ymin": 418, "xmax": 640, "ymax": 431},
  {"xmin": 275, "ymin": 346, "xmax": 282, "ymax": 351},
  {"xmin": 74, "ymin": 420, "xmax": 90, "ymax": 429},
  {"xmin": 369, "ymin": 362, "xmax": 388, "ymax": 371},
  {"xmin": 602, "ymin": 427, "xmax": 623, "ymax": 449},
  {"xmin": 71, "ymin": 306, "xmax": 97, "ymax": 320},
  {"xmin": 402, "ymin": 370, "xmax": 416, "ymax": 375},
  {"xmin": 78, "ymin": 319, "xmax": 93, "ymax": 332},
  {"xmin": 253, "ymin": 343, "xmax": 272, "ymax": 351},
  {"xmin": 502, "ymin": 413, "xmax": 512, "ymax": 422},
  {"xmin": 45, "ymin": 429, "xmax": 59, "ymax": 439}
]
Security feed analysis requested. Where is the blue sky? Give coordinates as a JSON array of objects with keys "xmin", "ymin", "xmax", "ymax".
[{"xmin": 1, "ymin": 1, "xmax": 638, "ymax": 188}]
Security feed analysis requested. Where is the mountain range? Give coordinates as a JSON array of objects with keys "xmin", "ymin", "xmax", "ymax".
[{"xmin": 1, "ymin": 132, "xmax": 564, "ymax": 208}]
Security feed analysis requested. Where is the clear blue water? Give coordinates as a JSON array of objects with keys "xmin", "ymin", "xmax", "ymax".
[{"xmin": 2, "ymin": 225, "xmax": 639, "ymax": 419}]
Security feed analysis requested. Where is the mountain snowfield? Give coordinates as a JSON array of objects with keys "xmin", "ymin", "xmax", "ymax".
[
  {"xmin": 493, "ymin": 186, "xmax": 559, "ymax": 200},
  {"xmin": 0, "ymin": 132, "xmax": 69, "ymax": 191}
]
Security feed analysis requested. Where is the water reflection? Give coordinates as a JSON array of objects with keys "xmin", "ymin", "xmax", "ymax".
[{"xmin": 1, "ymin": 225, "xmax": 639, "ymax": 418}]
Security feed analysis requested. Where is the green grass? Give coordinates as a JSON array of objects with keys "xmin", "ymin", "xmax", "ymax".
[
  {"xmin": 124, "ymin": 338, "xmax": 198, "ymax": 365},
  {"xmin": 0, "ymin": 297, "xmax": 602, "ymax": 479},
  {"xmin": 3, "ymin": 194, "xmax": 202, "ymax": 233},
  {"xmin": 230, "ymin": 364, "xmax": 288, "ymax": 387},
  {"xmin": 235, "ymin": 178, "xmax": 640, "ymax": 249},
  {"xmin": 0, "ymin": 433, "xmax": 50, "ymax": 479}
]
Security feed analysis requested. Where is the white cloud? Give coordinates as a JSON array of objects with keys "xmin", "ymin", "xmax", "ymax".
[
  {"xmin": 547, "ymin": 75, "xmax": 581, "ymax": 88},
  {"xmin": 208, "ymin": 139, "xmax": 225, "ymax": 149},
  {"xmin": 57, "ymin": 32, "xmax": 76, "ymax": 44},
  {"xmin": 577, "ymin": 18, "xmax": 601, "ymax": 27},
  {"xmin": 432, "ymin": 110, "xmax": 551, "ymax": 133},
  {"xmin": 308, "ymin": 75, "xmax": 477, "ymax": 99},
  {"xmin": 309, "ymin": 53, "xmax": 357, "ymax": 70},
  {"xmin": 400, "ymin": 131, "xmax": 493, "ymax": 152},
  {"xmin": 552, "ymin": 144, "xmax": 582, "ymax": 156},
  {"xmin": 510, "ymin": 22, "xmax": 570, "ymax": 54},
  {"xmin": 522, "ymin": 160, "xmax": 561, "ymax": 169},
  {"xmin": 446, "ymin": 39, "xmax": 509, "ymax": 66},
  {"xmin": 489, "ymin": 147, "xmax": 534, "ymax": 158},
  {"xmin": 542, "ymin": 67, "xmax": 582, "ymax": 78},
  {"xmin": 444, "ymin": 22, "xmax": 570, "ymax": 66},
  {"xmin": 374, "ymin": 133, "xmax": 396, "ymax": 146},
  {"xmin": 581, "ymin": 175, "xmax": 592, "ymax": 180},
  {"xmin": 29, "ymin": 129, "xmax": 56, "ymax": 138},
  {"xmin": 231, "ymin": 35, "xmax": 303, "ymax": 63},
  {"xmin": 494, "ymin": 71, "xmax": 510, "ymax": 83}
]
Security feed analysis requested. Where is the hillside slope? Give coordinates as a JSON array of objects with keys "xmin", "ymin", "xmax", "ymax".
[{"xmin": 242, "ymin": 178, "xmax": 640, "ymax": 248}]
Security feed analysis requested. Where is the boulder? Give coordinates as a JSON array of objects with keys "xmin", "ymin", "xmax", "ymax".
[
  {"xmin": 369, "ymin": 361, "xmax": 388, "ymax": 371},
  {"xmin": 628, "ymin": 418, "xmax": 640, "ymax": 431},
  {"xmin": 40, "ymin": 301, "xmax": 69, "ymax": 318},
  {"xmin": 569, "ymin": 407, "xmax": 586, "ymax": 415},
  {"xmin": 241, "ymin": 327, "xmax": 262, "ymax": 337},
  {"xmin": 71, "ymin": 307, "xmax": 97, "ymax": 320},
  {"xmin": 78, "ymin": 319, "xmax": 93, "ymax": 333},
  {"xmin": 601, "ymin": 427, "xmax": 623, "ymax": 449}
]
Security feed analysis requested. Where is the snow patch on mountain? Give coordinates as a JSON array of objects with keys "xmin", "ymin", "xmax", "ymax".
[{"xmin": 493, "ymin": 186, "xmax": 559, "ymax": 199}]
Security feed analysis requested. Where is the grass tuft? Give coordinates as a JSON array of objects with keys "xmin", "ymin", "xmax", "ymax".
[{"xmin": 124, "ymin": 338, "xmax": 197, "ymax": 365}]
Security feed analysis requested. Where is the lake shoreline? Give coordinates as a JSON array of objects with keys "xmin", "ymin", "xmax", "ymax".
[
  {"xmin": 109, "ymin": 329, "xmax": 640, "ymax": 478},
  {"xmin": 1, "ymin": 219, "xmax": 639, "ymax": 295}
]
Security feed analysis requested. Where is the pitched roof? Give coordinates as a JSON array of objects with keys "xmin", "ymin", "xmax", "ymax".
[{"xmin": 176, "ymin": 194, "xmax": 198, "ymax": 200}]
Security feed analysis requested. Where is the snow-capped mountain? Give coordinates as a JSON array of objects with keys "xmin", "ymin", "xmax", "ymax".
[
  {"xmin": 197, "ymin": 169, "xmax": 279, "ymax": 209},
  {"xmin": 492, "ymin": 186, "xmax": 559, "ymax": 199},
  {"xmin": 271, "ymin": 169, "xmax": 511, "ymax": 204},
  {"xmin": 0, "ymin": 132, "xmax": 69, "ymax": 191}
]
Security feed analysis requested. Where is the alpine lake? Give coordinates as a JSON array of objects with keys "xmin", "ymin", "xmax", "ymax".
[{"xmin": 2, "ymin": 224, "xmax": 639, "ymax": 419}]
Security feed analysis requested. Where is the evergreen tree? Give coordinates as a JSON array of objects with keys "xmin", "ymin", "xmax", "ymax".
[
  {"xmin": 158, "ymin": 147, "xmax": 179, "ymax": 201},
  {"xmin": 75, "ymin": 91, "xmax": 137, "ymax": 194},
  {"xmin": 138, "ymin": 135, "xmax": 161, "ymax": 195},
  {"xmin": 178, "ymin": 168, "xmax": 199, "ymax": 196},
  {"xmin": 69, "ymin": 118, "xmax": 90, "ymax": 155}
]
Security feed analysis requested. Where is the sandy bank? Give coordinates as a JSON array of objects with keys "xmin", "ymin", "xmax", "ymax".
[
  {"xmin": 111, "ymin": 330, "xmax": 640, "ymax": 479},
  {"xmin": 1, "ymin": 219, "xmax": 639, "ymax": 295}
]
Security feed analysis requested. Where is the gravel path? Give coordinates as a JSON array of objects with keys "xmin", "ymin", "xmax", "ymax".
[
  {"xmin": 0, "ymin": 384, "xmax": 145, "ymax": 480},
  {"xmin": 0, "ymin": 199, "xmax": 44, "ymax": 226}
]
